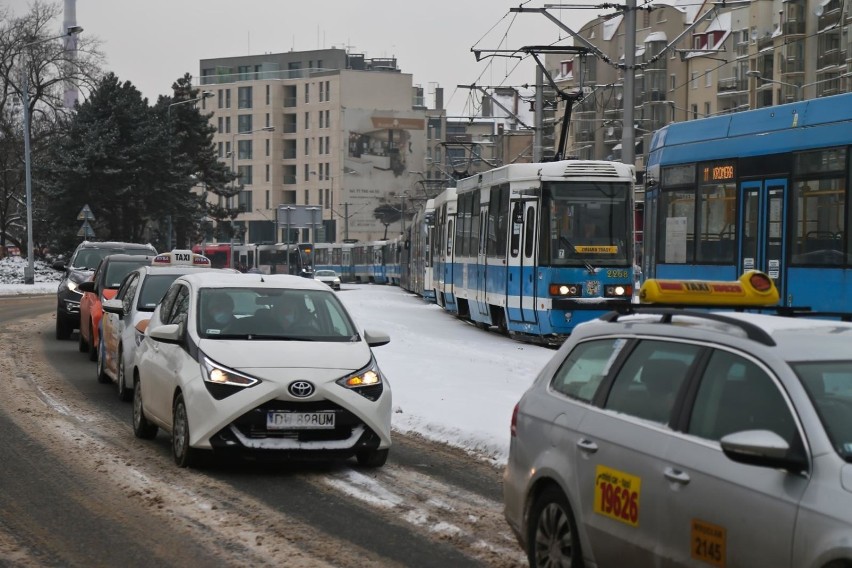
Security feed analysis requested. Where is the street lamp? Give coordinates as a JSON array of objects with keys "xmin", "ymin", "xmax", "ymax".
[
  {"xmin": 225, "ymin": 126, "xmax": 274, "ymax": 243},
  {"xmin": 21, "ymin": 25, "xmax": 84, "ymax": 284},
  {"xmin": 165, "ymin": 90, "xmax": 213, "ymax": 249}
]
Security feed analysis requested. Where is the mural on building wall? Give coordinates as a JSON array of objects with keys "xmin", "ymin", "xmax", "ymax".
[{"xmin": 342, "ymin": 110, "xmax": 426, "ymax": 241}]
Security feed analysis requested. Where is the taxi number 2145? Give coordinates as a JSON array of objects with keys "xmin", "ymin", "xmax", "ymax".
[{"xmin": 593, "ymin": 465, "xmax": 640, "ymax": 526}]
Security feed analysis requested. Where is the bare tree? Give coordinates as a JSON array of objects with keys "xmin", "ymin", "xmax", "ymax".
[{"xmin": 0, "ymin": 1, "xmax": 103, "ymax": 257}]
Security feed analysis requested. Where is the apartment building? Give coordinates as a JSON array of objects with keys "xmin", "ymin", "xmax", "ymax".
[
  {"xmin": 551, "ymin": 0, "xmax": 851, "ymax": 171},
  {"xmin": 198, "ymin": 48, "xmax": 428, "ymax": 243}
]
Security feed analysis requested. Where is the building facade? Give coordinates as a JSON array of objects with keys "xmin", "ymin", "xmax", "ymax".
[
  {"xmin": 198, "ymin": 49, "xmax": 428, "ymax": 243},
  {"xmin": 551, "ymin": 0, "xmax": 851, "ymax": 172}
]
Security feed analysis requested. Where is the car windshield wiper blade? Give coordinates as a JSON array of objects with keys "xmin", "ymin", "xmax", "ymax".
[{"xmin": 559, "ymin": 235, "xmax": 596, "ymax": 274}]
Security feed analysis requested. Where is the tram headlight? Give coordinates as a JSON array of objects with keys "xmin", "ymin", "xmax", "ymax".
[
  {"xmin": 604, "ymin": 284, "xmax": 633, "ymax": 298},
  {"xmin": 549, "ymin": 283, "xmax": 581, "ymax": 297}
]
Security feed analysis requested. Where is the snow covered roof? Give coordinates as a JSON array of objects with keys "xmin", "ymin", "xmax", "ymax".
[
  {"xmin": 603, "ymin": 14, "xmax": 623, "ymax": 41},
  {"xmin": 644, "ymin": 31, "xmax": 668, "ymax": 43}
]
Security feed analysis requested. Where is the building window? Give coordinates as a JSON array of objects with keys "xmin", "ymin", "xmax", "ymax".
[
  {"xmin": 325, "ymin": 188, "xmax": 330, "ymax": 209},
  {"xmin": 265, "ymin": 139, "xmax": 270, "ymax": 157},
  {"xmin": 218, "ymin": 89, "xmax": 224, "ymax": 109},
  {"xmin": 265, "ymin": 164, "xmax": 270, "ymax": 183},
  {"xmin": 238, "ymin": 86, "xmax": 253, "ymax": 109},
  {"xmin": 305, "ymin": 83, "xmax": 310, "ymax": 103},
  {"xmin": 238, "ymin": 166, "xmax": 253, "ymax": 186},
  {"xmin": 325, "ymin": 162, "xmax": 330, "ymax": 179},
  {"xmin": 670, "ymin": 75, "xmax": 676, "ymax": 91},
  {"xmin": 238, "ymin": 114, "xmax": 253, "ymax": 133},
  {"xmin": 319, "ymin": 189, "xmax": 323, "ymax": 205},
  {"xmin": 305, "ymin": 111, "xmax": 310, "ymax": 130},
  {"xmin": 225, "ymin": 141, "xmax": 231, "ymax": 157},
  {"xmin": 225, "ymin": 89, "xmax": 231, "ymax": 108},
  {"xmin": 265, "ymin": 84, "xmax": 270, "ymax": 105},
  {"xmin": 265, "ymin": 112, "xmax": 270, "ymax": 128},
  {"xmin": 319, "ymin": 111, "xmax": 324, "ymax": 129},
  {"xmin": 691, "ymin": 104, "xmax": 698, "ymax": 120},
  {"xmin": 265, "ymin": 189, "xmax": 270, "ymax": 209},
  {"xmin": 319, "ymin": 81, "xmax": 325, "ymax": 101},
  {"xmin": 304, "ymin": 189, "xmax": 309, "ymax": 204},
  {"xmin": 217, "ymin": 141, "xmax": 223, "ymax": 158},
  {"xmin": 217, "ymin": 117, "xmax": 223, "ymax": 132},
  {"xmin": 705, "ymin": 70, "xmax": 712, "ymax": 87},
  {"xmin": 319, "ymin": 137, "xmax": 324, "ymax": 154},
  {"xmin": 304, "ymin": 138, "xmax": 310, "ymax": 156},
  {"xmin": 238, "ymin": 139, "xmax": 252, "ymax": 160},
  {"xmin": 325, "ymin": 81, "xmax": 330, "ymax": 102},
  {"xmin": 225, "ymin": 117, "xmax": 231, "ymax": 134},
  {"xmin": 704, "ymin": 102, "xmax": 711, "ymax": 116},
  {"xmin": 324, "ymin": 110, "xmax": 330, "ymax": 128},
  {"xmin": 238, "ymin": 65, "xmax": 251, "ymax": 81},
  {"xmin": 238, "ymin": 189, "xmax": 252, "ymax": 210},
  {"xmin": 691, "ymin": 71, "xmax": 698, "ymax": 89},
  {"xmin": 325, "ymin": 136, "xmax": 330, "ymax": 154},
  {"xmin": 304, "ymin": 164, "xmax": 310, "ymax": 182}
]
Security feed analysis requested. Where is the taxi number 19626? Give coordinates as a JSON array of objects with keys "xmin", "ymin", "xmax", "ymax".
[
  {"xmin": 593, "ymin": 465, "xmax": 640, "ymax": 526},
  {"xmin": 267, "ymin": 411, "xmax": 335, "ymax": 430}
]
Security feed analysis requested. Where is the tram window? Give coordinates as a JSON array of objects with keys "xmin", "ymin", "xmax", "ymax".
[
  {"xmin": 471, "ymin": 190, "xmax": 481, "ymax": 255},
  {"xmin": 790, "ymin": 177, "xmax": 847, "ymax": 265},
  {"xmin": 487, "ymin": 185, "xmax": 509, "ymax": 257},
  {"xmin": 695, "ymin": 184, "xmax": 736, "ymax": 263},
  {"xmin": 511, "ymin": 201, "xmax": 523, "ymax": 257},
  {"xmin": 524, "ymin": 207, "xmax": 536, "ymax": 258},
  {"xmin": 658, "ymin": 189, "xmax": 695, "ymax": 263}
]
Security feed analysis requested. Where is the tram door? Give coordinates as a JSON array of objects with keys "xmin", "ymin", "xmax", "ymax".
[
  {"xmin": 474, "ymin": 206, "xmax": 489, "ymax": 318},
  {"xmin": 739, "ymin": 179, "xmax": 787, "ymax": 300},
  {"xmin": 507, "ymin": 200, "xmax": 539, "ymax": 324}
]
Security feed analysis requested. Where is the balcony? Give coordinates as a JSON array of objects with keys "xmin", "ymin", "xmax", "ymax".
[
  {"xmin": 818, "ymin": 50, "xmax": 845, "ymax": 69},
  {"xmin": 783, "ymin": 20, "xmax": 806, "ymax": 35},
  {"xmin": 757, "ymin": 36, "xmax": 774, "ymax": 51},
  {"xmin": 783, "ymin": 56, "xmax": 806, "ymax": 74},
  {"xmin": 718, "ymin": 76, "xmax": 747, "ymax": 92}
]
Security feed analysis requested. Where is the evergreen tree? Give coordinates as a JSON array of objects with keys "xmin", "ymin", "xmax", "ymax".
[
  {"xmin": 42, "ymin": 73, "xmax": 168, "ymax": 252},
  {"xmin": 156, "ymin": 74, "xmax": 236, "ymax": 249}
]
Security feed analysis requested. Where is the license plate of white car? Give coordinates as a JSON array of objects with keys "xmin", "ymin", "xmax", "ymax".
[{"xmin": 267, "ymin": 411, "xmax": 335, "ymax": 430}]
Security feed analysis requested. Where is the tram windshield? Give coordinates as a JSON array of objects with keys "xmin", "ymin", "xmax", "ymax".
[{"xmin": 543, "ymin": 181, "xmax": 632, "ymax": 267}]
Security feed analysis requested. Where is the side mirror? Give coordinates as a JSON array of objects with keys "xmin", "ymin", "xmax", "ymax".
[
  {"xmin": 148, "ymin": 323, "xmax": 182, "ymax": 344},
  {"xmin": 363, "ymin": 329, "xmax": 390, "ymax": 347},
  {"xmin": 78, "ymin": 281, "xmax": 95, "ymax": 293},
  {"xmin": 720, "ymin": 429, "xmax": 807, "ymax": 472},
  {"xmin": 102, "ymin": 299, "xmax": 125, "ymax": 319}
]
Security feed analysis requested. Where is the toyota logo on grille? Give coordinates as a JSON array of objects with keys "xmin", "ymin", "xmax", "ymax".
[{"xmin": 289, "ymin": 381, "xmax": 314, "ymax": 398}]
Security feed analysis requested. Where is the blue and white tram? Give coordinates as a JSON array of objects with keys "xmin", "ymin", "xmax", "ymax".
[
  {"xmin": 313, "ymin": 242, "xmax": 355, "ymax": 282},
  {"xmin": 431, "ymin": 189, "xmax": 457, "ymax": 312},
  {"xmin": 451, "ymin": 160, "xmax": 636, "ymax": 344},
  {"xmin": 399, "ymin": 199, "xmax": 435, "ymax": 299},
  {"xmin": 352, "ymin": 240, "xmax": 390, "ymax": 284}
]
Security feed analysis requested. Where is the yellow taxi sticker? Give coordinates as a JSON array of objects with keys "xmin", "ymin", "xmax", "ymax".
[
  {"xmin": 691, "ymin": 519, "xmax": 726, "ymax": 567},
  {"xmin": 575, "ymin": 245, "xmax": 618, "ymax": 254},
  {"xmin": 593, "ymin": 465, "xmax": 640, "ymax": 526}
]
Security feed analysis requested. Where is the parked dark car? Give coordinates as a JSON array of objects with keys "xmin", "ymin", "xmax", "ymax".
[{"xmin": 53, "ymin": 241, "xmax": 157, "ymax": 339}]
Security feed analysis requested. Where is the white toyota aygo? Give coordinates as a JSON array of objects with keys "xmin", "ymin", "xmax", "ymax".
[{"xmin": 132, "ymin": 272, "xmax": 392, "ymax": 468}]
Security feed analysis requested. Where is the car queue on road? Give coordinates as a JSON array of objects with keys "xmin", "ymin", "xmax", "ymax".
[{"xmin": 57, "ymin": 246, "xmax": 852, "ymax": 567}]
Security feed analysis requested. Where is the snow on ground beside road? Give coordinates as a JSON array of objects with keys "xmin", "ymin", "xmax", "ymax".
[{"xmin": 0, "ymin": 256, "xmax": 61, "ymax": 295}]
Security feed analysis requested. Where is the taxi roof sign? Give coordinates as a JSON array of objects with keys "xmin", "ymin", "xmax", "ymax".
[
  {"xmin": 152, "ymin": 250, "xmax": 211, "ymax": 267},
  {"xmin": 639, "ymin": 270, "xmax": 780, "ymax": 307}
]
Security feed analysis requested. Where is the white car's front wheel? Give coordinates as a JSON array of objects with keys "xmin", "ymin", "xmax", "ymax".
[
  {"xmin": 172, "ymin": 393, "xmax": 200, "ymax": 468},
  {"xmin": 132, "ymin": 376, "xmax": 158, "ymax": 440}
]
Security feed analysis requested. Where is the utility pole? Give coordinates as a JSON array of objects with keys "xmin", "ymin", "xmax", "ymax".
[
  {"xmin": 622, "ymin": 0, "xmax": 637, "ymax": 166},
  {"xmin": 534, "ymin": 66, "xmax": 544, "ymax": 162}
]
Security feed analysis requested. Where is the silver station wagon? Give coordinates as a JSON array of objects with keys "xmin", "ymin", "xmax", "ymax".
[{"xmin": 504, "ymin": 279, "xmax": 852, "ymax": 568}]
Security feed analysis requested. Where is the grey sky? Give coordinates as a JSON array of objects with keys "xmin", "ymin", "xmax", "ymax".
[{"xmin": 7, "ymin": 0, "xmax": 602, "ymax": 115}]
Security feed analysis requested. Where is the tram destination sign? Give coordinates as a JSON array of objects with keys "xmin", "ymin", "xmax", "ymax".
[{"xmin": 702, "ymin": 161, "xmax": 736, "ymax": 183}]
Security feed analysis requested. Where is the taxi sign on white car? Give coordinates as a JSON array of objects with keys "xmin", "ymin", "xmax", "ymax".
[{"xmin": 151, "ymin": 250, "xmax": 211, "ymax": 267}]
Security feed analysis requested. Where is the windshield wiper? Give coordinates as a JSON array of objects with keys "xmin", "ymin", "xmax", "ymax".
[{"xmin": 559, "ymin": 235, "xmax": 597, "ymax": 274}]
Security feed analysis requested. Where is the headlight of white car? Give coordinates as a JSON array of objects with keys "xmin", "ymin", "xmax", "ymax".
[
  {"xmin": 201, "ymin": 355, "xmax": 260, "ymax": 400},
  {"xmin": 336, "ymin": 357, "xmax": 385, "ymax": 401}
]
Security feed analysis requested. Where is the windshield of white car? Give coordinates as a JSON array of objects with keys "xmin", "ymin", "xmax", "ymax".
[
  {"xmin": 197, "ymin": 287, "xmax": 357, "ymax": 341},
  {"xmin": 792, "ymin": 361, "xmax": 852, "ymax": 460},
  {"xmin": 315, "ymin": 270, "xmax": 337, "ymax": 277}
]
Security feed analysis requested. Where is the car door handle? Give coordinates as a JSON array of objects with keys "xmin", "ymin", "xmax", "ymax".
[
  {"xmin": 576, "ymin": 439, "xmax": 599, "ymax": 454},
  {"xmin": 664, "ymin": 467, "xmax": 691, "ymax": 485}
]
